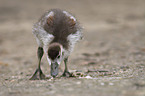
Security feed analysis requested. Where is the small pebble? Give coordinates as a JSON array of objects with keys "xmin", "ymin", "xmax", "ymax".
[
  {"xmin": 85, "ymin": 76, "xmax": 93, "ymax": 79},
  {"xmin": 109, "ymin": 83, "xmax": 114, "ymax": 86},
  {"xmin": 76, "ymin": 81, "xmax": 81, "ymax": 84},
  {"xmin": 100, "ymin": 82, "xmax": 105, "ymax": 86}
]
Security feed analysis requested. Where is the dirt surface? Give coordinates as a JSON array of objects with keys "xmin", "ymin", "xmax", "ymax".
[{"xmin": 0, "ymin": 0, "xmax": 145, "ymax": 96}]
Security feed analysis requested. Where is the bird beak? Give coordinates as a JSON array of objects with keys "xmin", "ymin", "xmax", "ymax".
[{"xmin": 51, "ymin": 62, "xmax": 59, "ymax": 77}]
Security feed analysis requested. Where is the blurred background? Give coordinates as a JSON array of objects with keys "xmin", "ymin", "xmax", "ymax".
[{"xmin": 0, "ymin": 0, "xmax": 145, "ymax": 96}]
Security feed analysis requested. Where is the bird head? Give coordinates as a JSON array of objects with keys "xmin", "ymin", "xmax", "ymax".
[{"xmin": 47, "ymin": 43, "xmax": 64, "ymax": 77}]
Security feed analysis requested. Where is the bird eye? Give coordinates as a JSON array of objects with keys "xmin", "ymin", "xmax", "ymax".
[{"xmin": 57, "ymin": 55, "xmax": 60, "ymax": 58}]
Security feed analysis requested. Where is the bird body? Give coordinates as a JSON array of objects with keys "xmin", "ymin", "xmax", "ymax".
[{"xmin": 30, "ymin": 9, "xmax": 82, "ymax": 79}]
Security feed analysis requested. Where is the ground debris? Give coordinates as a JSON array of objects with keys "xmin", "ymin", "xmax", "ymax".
[
  {"xmin": 0, "ymin": 61, "xmax": 8, "ymax": 66},
  {"xmin": 82, "ymin": 53, "xmax": 92, "ymax": 57},
  {"xmin": 70, "ymin": 71, "xmax": 86, "ymax": 77},
  {"xmin": 87, "ymin": 69, "xmax": 109, "ymax": 73},
  {"xmin": 68, "ymin": 69, "xmax": 114, "ymax": 78},
  {"xmin": 134, "ymin": 83, "xmax": 145, "ymax": 88}
]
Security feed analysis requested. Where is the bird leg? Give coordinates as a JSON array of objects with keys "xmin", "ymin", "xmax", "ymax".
[
  {"xmin": 30, "ymin": 47, "xmax": 45, "ymax": 80},
  {"xmin": 62, "ymin": 58, "xmax": 72, "ymax": 77}
]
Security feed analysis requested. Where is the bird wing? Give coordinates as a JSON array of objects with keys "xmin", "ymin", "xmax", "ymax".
[{"xmin": 32, "ymin": 23, "xmax": 54, "ymax": 47}]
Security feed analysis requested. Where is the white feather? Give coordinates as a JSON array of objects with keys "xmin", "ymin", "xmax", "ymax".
[
  {"xmin": 67, "ymin": 30, "xmax": 82, "ymax": 54},
  {"xmin": 41, "ymin": 11, "xmax": 54, "ymax": 26},
  {"xmin": 32, "ymin": 11, "xmax": 55, "ymax": 49},
  {"xmin": 33, "ymin": 24, "xmax": 54, "ymax": 47},
  {"xmin": 63, "ymin": 11, "xmax": 76, "ymax": 21}
]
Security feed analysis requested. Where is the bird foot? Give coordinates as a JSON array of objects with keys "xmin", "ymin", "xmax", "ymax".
[
  {"xmin": 29, "ymin": 69, "xmax": 46, "ymax": 80},
  {"xmin": 62, "ymin": 71, "xmax": 73, "ymax": 77}
]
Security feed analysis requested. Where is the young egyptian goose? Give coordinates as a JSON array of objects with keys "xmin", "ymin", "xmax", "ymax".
[{"xmin": 30, "ymin": 9, "xmax": 82, "ymax": 80}]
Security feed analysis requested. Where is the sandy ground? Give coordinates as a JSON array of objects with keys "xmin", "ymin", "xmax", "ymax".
[{"xmin": 0, "ymin": 0, "xmax": 145, "ymax": 96}]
